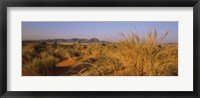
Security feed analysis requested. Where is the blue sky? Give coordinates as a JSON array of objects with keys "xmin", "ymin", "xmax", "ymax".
[{"xmin": 22, "ymin": 22, "xmax": 178, "ymax": 43}]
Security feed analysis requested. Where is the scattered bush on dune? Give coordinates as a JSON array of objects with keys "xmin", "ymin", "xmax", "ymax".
[
  {"xmin": 22, "ymin": 43, "xmax": 70, "ymax": 76},
  {"xmin": 23, "ymin": 55, "xmax": 59, "ymax": 76}
]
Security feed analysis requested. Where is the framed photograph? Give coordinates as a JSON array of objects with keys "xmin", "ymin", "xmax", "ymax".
[{"xmin": 0, "ymin": 0, "xmax": 199, "ymax": 98}]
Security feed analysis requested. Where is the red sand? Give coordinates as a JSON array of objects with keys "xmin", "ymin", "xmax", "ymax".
[{"xmin": 56, "ymin": 58, "xmax": 79, "ymax": 67}]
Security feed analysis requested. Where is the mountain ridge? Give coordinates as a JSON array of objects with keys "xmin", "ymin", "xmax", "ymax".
[{"xmin": 22, "ymin": 38, "xmax": 111, "ymax": 43}]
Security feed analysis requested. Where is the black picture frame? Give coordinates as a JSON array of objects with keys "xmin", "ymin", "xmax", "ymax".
[{"xmin": 0, "ymin": 0, "xmax": 199, "ymax": 98}]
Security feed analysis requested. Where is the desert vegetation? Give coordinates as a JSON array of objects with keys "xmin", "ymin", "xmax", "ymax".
[{"xmin": 22, "ymin": 31, "xmax": 178, "ymax": 76}]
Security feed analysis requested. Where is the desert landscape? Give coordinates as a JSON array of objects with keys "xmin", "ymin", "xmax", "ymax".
[
  {"xmin": 22, "ymin": 22, "xmax": 178, "ymax": 76},
  {"xmin": 22, "ymin": 32, "xmax": 178, "ymax": 76}
]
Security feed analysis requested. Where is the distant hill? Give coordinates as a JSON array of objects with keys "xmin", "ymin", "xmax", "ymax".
[{"xmin": 23, "ymin": 38, "xmax": 111, "ymax": 43}]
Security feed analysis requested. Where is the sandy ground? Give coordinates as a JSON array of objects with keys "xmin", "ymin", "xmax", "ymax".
[{"xmin": 56, "ymin": 58, "xmax": 79, "ymax": 67}]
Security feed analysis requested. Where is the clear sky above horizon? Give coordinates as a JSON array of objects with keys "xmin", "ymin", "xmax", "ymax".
[{"xmin": 22, "ymin": 22, "xmax": 178, "ymax": 43}]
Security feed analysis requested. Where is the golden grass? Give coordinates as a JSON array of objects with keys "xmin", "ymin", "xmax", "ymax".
[
  {"xmin": 22, "ymin": 31, "xmax": 178, "ymax": 76},
  {"xmin": 109, "ymin": 32, "xmax": 178, "ymax": 76}
]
